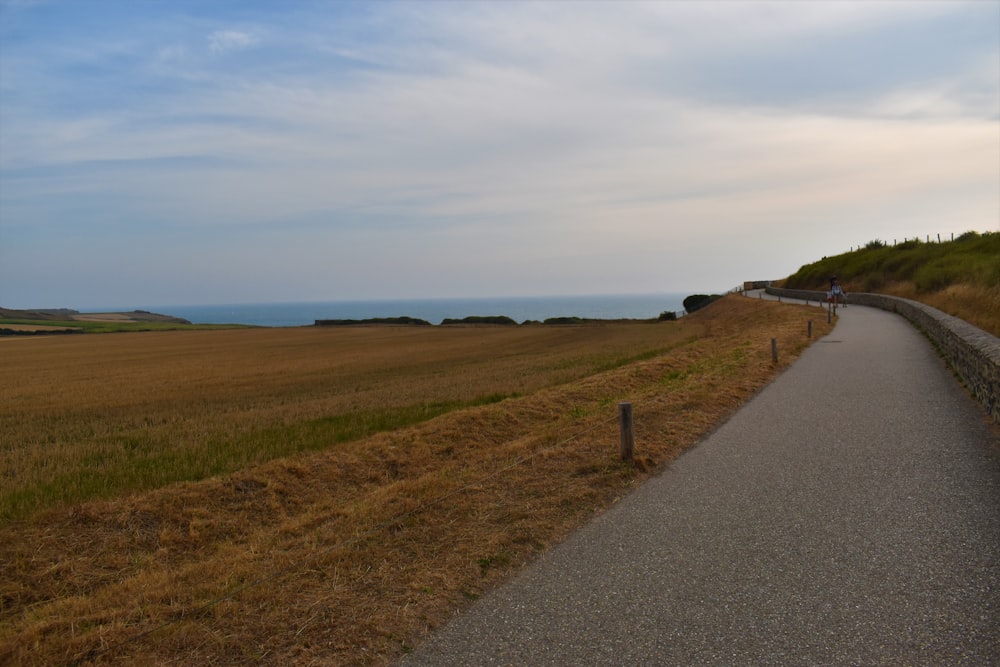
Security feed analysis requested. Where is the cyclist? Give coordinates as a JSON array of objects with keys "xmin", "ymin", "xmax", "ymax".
[{"xmin": 827, "ymin": 276, "xmax": 847, "ymax": 306}]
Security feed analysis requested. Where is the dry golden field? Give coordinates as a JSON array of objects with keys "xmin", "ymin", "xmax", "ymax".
[{"xmin": 1, "ymin": 296, "xmax": 832, "ymax": 666}]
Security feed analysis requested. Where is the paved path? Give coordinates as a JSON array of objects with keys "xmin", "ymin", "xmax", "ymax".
[{"xmin": 401, "ymin": 301, "xmax": 1000, "ymax": 665}]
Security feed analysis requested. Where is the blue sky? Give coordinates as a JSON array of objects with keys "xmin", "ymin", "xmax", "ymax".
[{"xmin": 1, "ymin": 0, "xmax": 998, "ymax": 309}]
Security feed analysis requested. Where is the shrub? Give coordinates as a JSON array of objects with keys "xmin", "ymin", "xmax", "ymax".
[
  {"xmin": 658, "ymin": 311, "xmax": 678, "ymax": 321},
  {"xmin": 543, "ymin": 316, "xmax": 584, "ymax": 325},
  {"xmin": 315, "ymin": 317, "xmax": 432, "ymax": 326},
  {"xmin": 441, "ymin": 316, "xmax": 518, "ymax": 325},
  {"xmin": 683, "ymin": 294, "xmax": 720, "ymax": 314}
]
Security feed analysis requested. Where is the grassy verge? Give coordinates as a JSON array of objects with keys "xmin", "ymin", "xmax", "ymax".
[{"xmin": 0, "ymin": 296, "xmax": 831, "ymax": 666}]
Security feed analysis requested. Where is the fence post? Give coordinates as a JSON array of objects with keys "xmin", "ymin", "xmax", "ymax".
[
  {"xmin": 808, "ymin": 320, "xmax": 813, "ymax": 338},
  {"xmin": 771, "ymin": 338, "xmax": 778, "ymax": 363},
  {"xmin": 618, "ymin": 402, "xmax": 634, "ymax": 462}
]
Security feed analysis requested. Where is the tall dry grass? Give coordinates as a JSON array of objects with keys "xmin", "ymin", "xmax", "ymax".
[
  {"xmin": 0, "ymin": 296, "xmax": 832, "ymax": 666},
  {"xmin": 865, "ymin": 282, "xmax": 1000, "ymax": 338},
  {"xmin": 1, "ymin": 324, "xmax": 694, "ymax": 522}
]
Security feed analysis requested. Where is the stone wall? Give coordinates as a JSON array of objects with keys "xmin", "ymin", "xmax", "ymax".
[{"xmin": 765, "ymin": 287, "xmax": 1000, "ymax": 423}]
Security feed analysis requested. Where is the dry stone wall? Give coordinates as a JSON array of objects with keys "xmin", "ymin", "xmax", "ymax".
[{"xmin": 765, "ymin": 287, "xmax": 1000, "ymax": 423}]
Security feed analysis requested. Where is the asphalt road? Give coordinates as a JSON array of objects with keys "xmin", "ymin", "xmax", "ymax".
[{"xmin": 400, "ymin": 301, "xmax": 1000, "ymax": 665}]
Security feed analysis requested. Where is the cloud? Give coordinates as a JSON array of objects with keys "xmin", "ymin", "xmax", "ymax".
[
  {"xmin": 207, "ymin": 29, "xmax": 257, "ymax": 54},
  {"xmin": 0, "ymin": 1, "xmax": 997, "ymax": 307},
  {"xmin": 156, "ymin": 43, "xmax": 187, "ymax": 62}
]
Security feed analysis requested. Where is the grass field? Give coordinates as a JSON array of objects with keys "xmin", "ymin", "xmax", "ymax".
[
  {"xmin": 1, "ymin": 322, "xmax": 711, "ymax": 523},
  {"xmin": 1, "ymin": 296, "xmax": 831, "ymax": 665}
]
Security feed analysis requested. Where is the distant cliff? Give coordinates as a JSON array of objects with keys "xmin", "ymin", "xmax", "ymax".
[{"xmin": 0, "ymin": 307, "xmax": 191, "ymax": 325}]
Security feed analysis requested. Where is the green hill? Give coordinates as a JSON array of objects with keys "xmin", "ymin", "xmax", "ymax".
[{"xmin": 782, "ymin": 231, "xmax": 1000, "ymax": 336}]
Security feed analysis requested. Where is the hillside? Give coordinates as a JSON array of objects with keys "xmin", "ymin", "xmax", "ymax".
[
  {"xmin": 782, "ymin": 231, "xmax": 1000, "ymax": 337},
  {"xmin": 0, "ymin": 307, "xmax": 190, "ymax": 324}
]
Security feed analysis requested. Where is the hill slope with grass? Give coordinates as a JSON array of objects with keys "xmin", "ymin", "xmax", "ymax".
[
  {"xmin": 0, "ymin": 307, "xmax": 190, "ymax": 324},
  {"xmin": 781, "ymin": 231, "xmax": 1000, "ymax": 337},
  {"xmin": 0, "ymin": 308, "xmax": 253, "ymax": 334}
]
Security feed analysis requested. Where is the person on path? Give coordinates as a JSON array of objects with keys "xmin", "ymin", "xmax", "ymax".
[{"xmin": 828, "ymin": 275, "xmax": 847, "ymax": 306}]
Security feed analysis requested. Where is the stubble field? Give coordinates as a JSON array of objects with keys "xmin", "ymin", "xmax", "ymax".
[{"xmin": 0, "ymin": 295, "xmax": 832, "ymax": 665}]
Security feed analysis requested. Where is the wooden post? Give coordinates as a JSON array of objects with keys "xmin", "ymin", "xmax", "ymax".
[
  {"xmin": 771, "ymin": 338, "xmax": 778, "ymax": 363},
  {"xmin": 618, "ymin": 402, "xmax": 634, "ymax": 462},
  {"xmin": 808, "ymin": 320, "xmax": 813, "ymax": 338}
]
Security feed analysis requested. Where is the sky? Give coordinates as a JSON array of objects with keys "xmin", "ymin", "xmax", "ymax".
[{"xmin": 1, "ymin": 1, "xmax": 998, "ymax": 309}]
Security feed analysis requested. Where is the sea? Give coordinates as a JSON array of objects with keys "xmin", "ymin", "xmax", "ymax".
[{"xmin": 139, "ymin": 293, "xmax": 690, "ymax": 327}]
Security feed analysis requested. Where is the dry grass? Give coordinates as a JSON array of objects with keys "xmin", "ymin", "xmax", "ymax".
[
  {"xmin": 0, "ymin": 296, "xmax": 832, "ymax": 666},
  {"xmin": 847, "ymin": 281, "xmax": 1000, "ymax": 338},
  {"xmin": 0, "ymin": 323, "xmax": 696, "ymax": 522}
]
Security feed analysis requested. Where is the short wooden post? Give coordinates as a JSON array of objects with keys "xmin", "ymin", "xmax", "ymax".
[
  {"xmin": 771, "ymin": 338, "xmax": 778, "ymax": 363},
  {"xmin": 618, "ymin": 402, "xmax": 634, "ymax": 462},
  {"xmin": 808, "ymin": 320, "xmax": 813, "ymax": 338}
]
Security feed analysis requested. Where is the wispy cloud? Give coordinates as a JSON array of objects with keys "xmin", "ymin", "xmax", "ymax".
[{"xmin": 207, "ymin": 29, "xmax": 258, "ymax": 54}]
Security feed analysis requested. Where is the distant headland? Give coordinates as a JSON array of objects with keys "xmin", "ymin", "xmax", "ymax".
[{"xmin": 0, "ymin": 307, "xmax": 190, "ymax": 323}]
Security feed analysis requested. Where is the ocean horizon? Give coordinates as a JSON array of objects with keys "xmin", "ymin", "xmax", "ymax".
[{"xmin": 132, "ymin": 293, "xmax": 691, "ymax": 327}]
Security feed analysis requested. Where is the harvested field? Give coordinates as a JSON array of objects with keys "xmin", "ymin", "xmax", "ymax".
[
  {"xmin": 0, "ymin": 323, "xmax": 76, "ymax": 332},
  {"xmin": 0, "ymin": 295, "xmax": 833, "ymax": 666}
]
